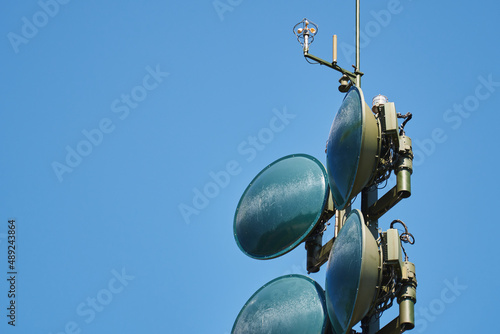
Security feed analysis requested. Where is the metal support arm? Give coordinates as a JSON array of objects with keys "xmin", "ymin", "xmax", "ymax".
[
  {"xmin": 306, "ymin": 237, "xmax": 334, "ymax": 273},
  {"xmin": 303, "ymin": 52, "xmax": 363, "ymax": 86}
]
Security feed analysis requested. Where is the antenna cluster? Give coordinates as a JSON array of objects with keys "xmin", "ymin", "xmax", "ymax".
[{"xmin": 231, "ymin": 3, "xmax": 417, "ymax": 334}]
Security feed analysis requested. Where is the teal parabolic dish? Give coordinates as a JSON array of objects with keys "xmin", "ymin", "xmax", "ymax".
[
  {"xmin": 326, "ymin": 87, "xmax": 363, "ymax": 209},
  {"xmin": 234, "ymin": 154, "xmax": 329, "ymax": 259},
  {"xmin": 325, "ymin": 210, "xmax": 380, "ymax": 334},
  {"xmin": 232, "ymin": 275, "xmax": 331, "ymax": 334}
]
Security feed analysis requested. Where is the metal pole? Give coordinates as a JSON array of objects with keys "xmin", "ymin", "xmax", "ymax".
[
  {"xmin": 356, "ymin": 2, "xmax": 378, "ymax": 332},
  {"xmin": 361, "ymin": 186, "xmax": 379, "ymax": 334},
  {"xmin": 356, "ymin": 0, "xmax": 361, "ymax": 87}
]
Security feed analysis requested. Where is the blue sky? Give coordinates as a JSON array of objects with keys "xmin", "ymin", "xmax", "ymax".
[{"xmin": 1, "ymin": 0, "xmax": 499, "ymax": 333}]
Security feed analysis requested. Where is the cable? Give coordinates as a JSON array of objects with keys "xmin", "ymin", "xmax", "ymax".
[
  {"xmin": 373, "ymin": 266, "xmax": 397, "ymax": 318},
  {"xmin": 390, "ymin": 219, "xmax": 415, "ymax": 261},
  {"xmin": 390, "ymin": 219, "xmax": 415, "ymax": 245},
  {"xmin": 376, "ymin": 177, "xmax": 389, "ymax": 190},
  {"xmin": 304, "ymin": 56, "xmax": 319, "ymax": 65},
  {"xmin": 397, "ymin": 112, "xmax": 412, "ymax": 135},
  {"xmin": 374, "ymin": 137, "xmax": 396, "ymax": 185}
]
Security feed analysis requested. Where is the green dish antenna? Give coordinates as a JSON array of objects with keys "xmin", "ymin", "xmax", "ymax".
[
  {"xmin": 326, "ymin": 86, "xmax": 380, "ymax": 209},
  {"xmin": 232, "ymin": 275, "xmax": 332, "ymax": 334},
  {"xmin": 234, "ymin": 154, "xmax": 332, "ymax": 260},
  {"xmin": 325, "ymin": 209, "xmax": 381, "ymax": 334}
]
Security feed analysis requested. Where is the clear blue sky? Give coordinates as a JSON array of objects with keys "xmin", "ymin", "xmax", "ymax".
[{"xmin": 1, "ymin": 0, "xmax": 499, "ymax": 333}]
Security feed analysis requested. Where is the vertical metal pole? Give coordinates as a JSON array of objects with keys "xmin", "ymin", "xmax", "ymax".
[
  {"xmin": 334, "ymin": 205, "xmax": 351, "ymax": 237},
  {"xmin": 362, "ymin": 188, "xmax": 378, "ymax": 242},
  {"xmin": 355, "ymin": 0, "xmax": 361, "ymax": 87},
  {"xmin": 361, "ymin": 186, "xmax": 379, "ymax": 334},
  {"xmin": 356, "ymin": 0, "xmax": 377, "ymax": 332}
]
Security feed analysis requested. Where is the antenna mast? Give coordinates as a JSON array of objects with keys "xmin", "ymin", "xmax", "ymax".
[{"xmin": 356, "ymin": 0, "xmax": 361, "ymax": 87}]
